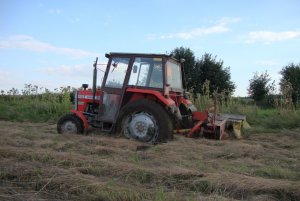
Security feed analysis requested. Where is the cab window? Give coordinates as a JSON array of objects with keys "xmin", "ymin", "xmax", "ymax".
[
  {"xmin": 105, "ymin": 57, "xmax": 130, "ymax": 88},
  {"xmin": 128, "ymin": 57, "xmax": 163, "ymax": 88},
  {"xmin": 166, "ymin": 60, "xmax": 183, "ymax": 89}
]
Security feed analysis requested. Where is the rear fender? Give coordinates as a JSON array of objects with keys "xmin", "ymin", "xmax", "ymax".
[
  {"xmin": 71, "ymin": 109, "xmax": 89, "ymax": 129},
  {"xmin": 177, "ymin": 96, "xmax": 197, "ymax": 115},
  {"xmin": 177, "ymin": 96, "xmax": 193, "ymax": 106},
  {"xmin": 125, "ymin": 88, "xmax": 181, "ymax": 121},
  {"xmin": 126, "ymin": 88, "xmax": 176, "ymax": 107}
]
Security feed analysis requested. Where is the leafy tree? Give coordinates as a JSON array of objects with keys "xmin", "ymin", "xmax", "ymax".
[
  {"xmin": 248, "ymin": 71, "xmax": 271, "ymax": 102},
  {"xmin": 280, "ymin": 63, "xmax": 300, "ymax": 105},
  {"xmin": 279, "ymin": 78, "xmax": 294, "ymax": 109},
  {"xmin": 171, "ymin": 47, "xmax": 196, "ymax": 90},
  {"xmin": 171, "ymin": 47, "xmax": 235, "ymax": 95},
  {"xmin": 194, "ymin": 53, "xmax": 235, "ymax": 95}
]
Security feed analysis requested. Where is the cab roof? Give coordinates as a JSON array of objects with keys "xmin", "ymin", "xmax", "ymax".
[
  {"xmin": 107, "ymin": 52, "xmax": 170, "ymax": 57},
  {"xmin": 105, "ymin": 52, "xmax": 179, "ymax": 62}
]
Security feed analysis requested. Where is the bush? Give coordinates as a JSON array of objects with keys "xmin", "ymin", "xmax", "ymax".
[{"xmin": 0, "ymin": 85, "xmax": 72, "ymax": 122}]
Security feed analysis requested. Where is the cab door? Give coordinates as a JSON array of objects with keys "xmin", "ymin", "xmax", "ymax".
[{"xmin": 97, "ymin": 57, "xmax": 131, "ymax": 123}]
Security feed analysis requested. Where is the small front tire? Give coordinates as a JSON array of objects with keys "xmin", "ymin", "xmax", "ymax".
[{"xmin": 57, "ymin": 114, "xmax": 84, "ymax": 134}]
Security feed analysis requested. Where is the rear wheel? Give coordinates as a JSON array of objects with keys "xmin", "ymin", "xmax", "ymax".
[
  {"xmin": 118, "ymin": 99, "xmax": 173, "ymax": 144},
  {"xmin": 57, "ymin": 114, "xmax": 84, "ymax": 134}
]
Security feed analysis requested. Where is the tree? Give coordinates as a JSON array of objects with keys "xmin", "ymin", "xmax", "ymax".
[
  {"xmin": 171, "ymin": 47, "xmax": 235, "ymax": 95},
  {"xmin": 248, "ymin": 71, "xmax": 271, "ymax": 102},
  {"xmin": 280, "ymin": 63, "xmax": 300, "ymax": 105},
  {"xmin": 171, "ymin": 47, "xmax": 196, "ymax": 90},
  {"xmin": 194, "ymin": 53, "xmax": 235, "ymax": 95}
]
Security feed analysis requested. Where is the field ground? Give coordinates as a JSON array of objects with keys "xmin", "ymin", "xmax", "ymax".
[{"xmin": 0, "ymin": 120, "xmax": 299, "ymax": 201}]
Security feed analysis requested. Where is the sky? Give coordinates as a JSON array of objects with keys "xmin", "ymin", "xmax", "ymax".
[{"xmin": 0, "ymin": 0, "xmax": 300, "ymax": 96}]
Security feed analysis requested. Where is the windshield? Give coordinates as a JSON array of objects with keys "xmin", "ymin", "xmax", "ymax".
[
  {"xmin": 105, "ymin": 57, "xmax": 130, "ymax": 88},
  {"xmin": 166, "ymin": 60, "xmax": 183, "ymax": 89}
]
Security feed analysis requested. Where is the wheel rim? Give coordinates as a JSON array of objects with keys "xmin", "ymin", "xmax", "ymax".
[
  {"xmin": 122, "ymin": 112, "xmax": 158, "ymax": 142},
  {"xmin": 61, "ymin": 121, "xmax": 78, "ymax": 134}
]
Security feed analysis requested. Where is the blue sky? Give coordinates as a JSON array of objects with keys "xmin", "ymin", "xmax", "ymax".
[{"xmin": 1, "ymin": 0, "xmax": 300, "ymax": 96}]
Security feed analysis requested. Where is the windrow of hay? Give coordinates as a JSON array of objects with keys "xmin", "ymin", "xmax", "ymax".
[{"xmin": 0, "ymin": 120, "xmax": 299, "ymax": 200}]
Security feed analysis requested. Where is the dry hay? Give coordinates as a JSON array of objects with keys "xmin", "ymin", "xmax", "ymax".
[{"xmin": 0, "ymin": 120, "xmax": 299, "ymax": 201}]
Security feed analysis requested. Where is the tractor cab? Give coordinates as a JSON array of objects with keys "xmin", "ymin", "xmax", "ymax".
[
  {"xmin": 102, "ymin": 52, "xmax": 184, "ymax": 95},
  {"xmin": 95, "ymin": 53, "xmax": 192, "ymax": 130}
]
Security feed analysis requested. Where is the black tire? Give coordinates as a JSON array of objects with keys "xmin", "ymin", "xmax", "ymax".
[
  {"xmin": 57, "ymin": 114, "xmax": 84, "ymax": 134},
  {"xmin": 117, "ymin": 99, "xmax": 173, "ymax": 143}
]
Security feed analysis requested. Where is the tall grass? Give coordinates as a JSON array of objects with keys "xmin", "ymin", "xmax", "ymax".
[
  {"xmin": 1, "ymin": 83, "xmax": 300, "ymax": 131},
  {"xmin": 192, "ymin": 89, "xmax": 300, "ymax": 131},
  {"xmin": 0, "ymin": 84, "xmax": 72, "ymax": 122}
]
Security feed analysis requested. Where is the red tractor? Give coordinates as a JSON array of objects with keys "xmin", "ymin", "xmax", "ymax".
[{"xmin": 57, "ymin": 52, "xmax": 246, "ymax": 143}]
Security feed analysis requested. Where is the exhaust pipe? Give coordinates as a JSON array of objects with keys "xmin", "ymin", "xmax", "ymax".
[{"xmin": 92, "ymin": 57, "xmax": 98, "ymax": 111}]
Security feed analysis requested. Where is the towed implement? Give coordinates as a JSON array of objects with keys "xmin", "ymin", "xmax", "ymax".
[{"xmin": 57, "ymin": 53, "xmax": 248, "ymax": 143}]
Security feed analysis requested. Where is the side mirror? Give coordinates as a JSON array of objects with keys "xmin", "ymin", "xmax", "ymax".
[
  {"xmin": 112, "ymin": 62, "xmax": 118, "ymax": 68},
  {"xmin": 133, "ymin": 65, "xmax": 138, "ymax": 73}
]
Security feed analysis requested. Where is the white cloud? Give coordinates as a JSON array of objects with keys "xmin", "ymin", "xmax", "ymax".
[
  {"xmin": 0, "ymin": 66, "xmax": 92, "ymax": 92},
  {"xmin": 103, "ymin": 15, "xmax": 112, "ymax": 26},
  {"xmin": 40, "ymin": 63, "xmax": 106, "ymax": 78},
  {"xmin": 0, "ymin": 35, "xmax": 98, "ymax": 59},
  {"xmin": 158, "ymin": 25, "xmax": 229, "ymax": 40},
  {"xmin": 48, "ymin": 8, "xmax": 62, "ymax": 14},
  {"xmin": 255, "ymin": 60, "xmax": 280, "ymax": 66},
  {"xmin": 148, "ymin": 17, "xmax": 241, "ymax": 40},
  {"xmin": 0, "ymin": 70, "xmax": 24, "ymax": 91},
  {"xmin": 70, "ymin": 18, "xmax": 80, "ymax": 24},
  {"xmin": 40, "ymin": 64, "xmax": 91, "ymax": 77},
  {"xmin": 216, "ymin": 17, "xmax": 242, "ymax": 25},
  {"xmin": 246, "ymin": 31, "xmax": 300, "ymax": 44},
  {"xmin": 39, "ymin": 64, "xmax": 106, "ymax": 88}
]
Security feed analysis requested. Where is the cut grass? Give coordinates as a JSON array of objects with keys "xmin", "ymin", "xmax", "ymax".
[
  {"xmin": 254, "ymin": 166, "xmax": 300, "ymax": 180},
  {"xmin": 0, "ymin": 121, "xmax": 299, "ymax": 201}
]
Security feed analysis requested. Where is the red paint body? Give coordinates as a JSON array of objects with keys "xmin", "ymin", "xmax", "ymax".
[
  {"xmin": 127, "ymin": 88, "xmax": 176, "ymax": 106},
  {"xmin": 71, "ymin": 109, "xmax": 89, "ymax": 129},
  {"xmin": 76, "ymin": 89, "xmax": 101, "ymax": 112}
]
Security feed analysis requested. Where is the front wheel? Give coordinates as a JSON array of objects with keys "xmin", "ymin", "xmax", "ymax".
[
  {"xmin": 118, "ymin": 99, "xmax": 173, "ymax": 144},
  {"xmin": 57, "ymin": 114, "xmax": 84, "ymax": 134}
]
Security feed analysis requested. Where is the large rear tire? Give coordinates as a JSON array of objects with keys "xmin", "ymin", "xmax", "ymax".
[
  {"xmin": 118, "ymin": 99, "xmax": 173, "ymax": 144},
  {"xmin": 57, "ymin": 114, "xmax": 84, "ymax": 134}
]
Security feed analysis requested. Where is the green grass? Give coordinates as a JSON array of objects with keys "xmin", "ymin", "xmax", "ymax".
[
  {"xmin": 254, "ymin": 166, "xmax": 300, "ymax": 180},
  {"xmin": 193, "ymin": 95, "xmax": 300, "ymax": 132},
  {"xmin": 0, "ymin": 86, "xmax": 72, "ymax": 122},
  {"xmin": 249, "ymin": 109, "xmax": 300, "ymax": 130},
  {"xmin": 153, "ymin": 187, "xmax": 167, "ymax": 201},
  {"xmin": 1, "ymin": 85, "xmax": 300, "ymax": 131}
]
